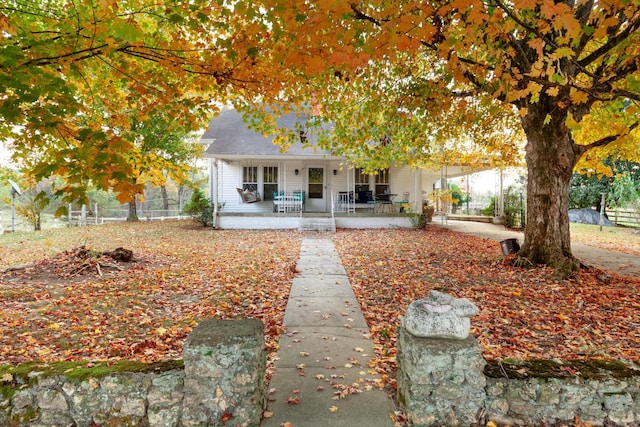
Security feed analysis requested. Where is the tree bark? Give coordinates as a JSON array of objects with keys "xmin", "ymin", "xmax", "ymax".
[
  {"xmin": 519, "ymin": 103, "xmax": 581, "ymax": 274},
  {"xmin": 127, "ymin": 195, "xmax": 138, "ymax": 222},
  {"xmin": 161, "ymin": 185, "xmax": 169, "ymax": 211},
  {"xmin": 178, "ymin": 185, "xmax": 185, "ymax": 211}
]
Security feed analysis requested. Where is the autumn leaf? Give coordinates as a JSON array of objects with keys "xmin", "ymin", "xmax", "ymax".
[{"xmin": 285, "ymin": 397, "xmax": 301, "ymax": 405}]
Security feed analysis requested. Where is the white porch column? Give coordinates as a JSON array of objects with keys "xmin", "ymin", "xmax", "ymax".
[
  {"xmin": 497, "ymin": 169, "xmax": 505, "ymax": 217},
  {"xmin": 413, "ymin": 168, "xmax": 422, "ymax": 213},
  {"xmin": 210, "ymin": 158, "xmax": 219, "ymax": 229}
]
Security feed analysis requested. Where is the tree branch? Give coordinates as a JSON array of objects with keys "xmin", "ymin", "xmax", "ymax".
[
  {"xmin": 21, "ymin": 44, "xmax": 109, "ymax": 67},
  {"xmin": 491, "ymin": 0, "xmax": 560, "ymax": 53},
  {"xmin": 575, "ymin": 121, "xmax": 639, "ymax": 156},
  {"xmin": 573, "ymin": 0, "xmax": 596, "ymax": 59},
  {"xmin": 578, "ymin": 17, "xmax": 640, "ymax": 68},
  {"xmin": 349, "ymin": 3, "xmax": 382, "ymax": 26}
]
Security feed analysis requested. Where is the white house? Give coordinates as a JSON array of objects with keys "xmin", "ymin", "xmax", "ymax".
[{"xmin": 201, "ymin": 109, "xmax": 476, "ymax": 229}]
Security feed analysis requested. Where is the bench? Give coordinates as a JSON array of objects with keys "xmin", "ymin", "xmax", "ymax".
[{"xmin": 273, "ymin": 192, "xmax": 304, "ymax": 213}]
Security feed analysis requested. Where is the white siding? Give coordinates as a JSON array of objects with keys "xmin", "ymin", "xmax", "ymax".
[
  {"xmin": 328, "ymin": 162, "xmax": 349, "ymax": 204},
  {"xmin": 281, "ymin": 162, "xmax": 305, "ymax": 194},
  {"xmin": 217, "ymin": 161, "xmax": 273, "ymax": 213},
  {"xmin": 390, "ymin": 164, "xmax": 414, "ymax": 201}
]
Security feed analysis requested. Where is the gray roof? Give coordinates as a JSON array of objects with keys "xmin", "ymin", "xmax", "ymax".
[{"xmin": 201, "ymin": 109, "xmax": 335, "ymax": 159}]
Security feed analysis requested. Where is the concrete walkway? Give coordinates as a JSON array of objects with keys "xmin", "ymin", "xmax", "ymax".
[
  {"xmin": 435, "ymin": 219, "xmax": 640, "ymax": 277},
  {"xmin": 262, "ymin": 238, "xmax": 396, "ymax": 427}
]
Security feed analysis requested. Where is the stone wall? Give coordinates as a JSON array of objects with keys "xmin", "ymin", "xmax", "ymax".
[
  {"xmin": 397, "ymin": 324, "xmax": 640, "ymax": 427},
  {"xmin": 4, "ymin": 318, "xmax": 639, "ymax": 426},
  {"xmin": 0, "ymin": 318, "xmax": 265, "ymax": 427},
  {"xmin": 486, "ymin": 373, "xmax": 640, "ymax": 426}
]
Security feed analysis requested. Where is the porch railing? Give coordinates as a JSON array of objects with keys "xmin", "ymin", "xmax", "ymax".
[{"xmin": 334, "ymin": 191, "xmax": 355, "ymax": 213}]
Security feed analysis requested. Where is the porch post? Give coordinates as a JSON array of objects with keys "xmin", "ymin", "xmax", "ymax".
[
  {"xmin": 211, "ymin": 158, "xmax": 219, "ymax": 229},
  {"xmin": 414, "ymin": 168, "xmax": 422, "ymax": 213}
]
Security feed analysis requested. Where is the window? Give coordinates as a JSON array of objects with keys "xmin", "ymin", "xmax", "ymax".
[
  {"xmin": 374, "ymin": 168, "xmax": 390, "ymax": 196},
  {"xmin": 355, "ymin": 167, "xmax": 389, "ymax": 202},
  {"xmin": 355, "ymin": 168, "xmax": 369, "ymax": 193},
  {"xmin": 263, "ymin": 166, "xmax": 278, "ymax": 201},
  {"xmin": 242, "ymin": 166, "xmax": 258, "ymax": 192},
  {"xmin": 242, "ymin": 165, "xmax": 279, "ymax": 201}
]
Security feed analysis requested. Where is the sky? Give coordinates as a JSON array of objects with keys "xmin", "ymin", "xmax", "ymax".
[{"xmin": 0, "ymin": 143, "xmax": 13, "ymax": 167}]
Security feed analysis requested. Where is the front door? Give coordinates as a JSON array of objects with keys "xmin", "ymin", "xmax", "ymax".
[{"xmin": 307, "ymin": 167, "xmax": 326, "ymax": 212}]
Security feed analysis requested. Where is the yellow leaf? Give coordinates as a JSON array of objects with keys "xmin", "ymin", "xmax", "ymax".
[
  {"xmin": 570, "ymin": 88, "xmax": 589, "ymax": 104},
  {"xmin": 546, "ymin": 87, "xmax": 559, "ymax": 97},
  {"xmin": 329, "ymin": 405, "xmax": 339, "ymax": 412}
]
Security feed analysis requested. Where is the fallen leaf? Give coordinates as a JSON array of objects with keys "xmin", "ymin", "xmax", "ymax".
[{"xmin": 285, "ymin": 396, "xmax": 301, "ymax": 405}]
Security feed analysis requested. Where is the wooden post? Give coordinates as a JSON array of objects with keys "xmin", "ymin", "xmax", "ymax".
[{"xmin": 599, "ymin": 193, "xmax": 606, "ymax": 232}]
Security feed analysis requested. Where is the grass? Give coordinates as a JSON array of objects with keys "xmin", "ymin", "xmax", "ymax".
[{"xmin": 566, "ymin": 222, "xmax": 640, "ymax": 256}]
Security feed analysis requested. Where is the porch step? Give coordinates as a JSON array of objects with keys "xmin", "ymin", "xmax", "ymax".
[{"xmin": 297, "ymin": 217, "xmax": 336, "ymax": 232}]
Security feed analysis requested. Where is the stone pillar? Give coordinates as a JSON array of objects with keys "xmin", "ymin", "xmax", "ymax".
[
  {"xmin": 397, "ymin": 327, "xmax": 487, "ymax": 426},
  {"xmin": 397, "ymin": 291, "xmax": 486, "ymax": 427},
  {"xmin": 182, "ymin": 318, "xmax": 265, "ymax": 427}
]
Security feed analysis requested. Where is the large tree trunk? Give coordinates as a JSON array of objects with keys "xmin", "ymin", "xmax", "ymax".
[{"xmin": 519, "ymin": 104, "xmax": 581, "ymax": 274}]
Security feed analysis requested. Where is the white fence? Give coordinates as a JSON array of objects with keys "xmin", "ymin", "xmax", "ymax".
[{"xmin": 68, "ymin": 204, "xmax": 188, "ymax": 226}]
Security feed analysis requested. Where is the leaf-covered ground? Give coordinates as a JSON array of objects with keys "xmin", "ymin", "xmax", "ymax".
[
  {"xmin": 1, "ymin": 221, "xmax": 638, "ymax": 383},
  {"xmin": 333, "ymin": 227, "xmax": 640, "ymax": 387},
  {"xmin": 0, "ymin": 222, "xmax": 302, "ymax": 365}
]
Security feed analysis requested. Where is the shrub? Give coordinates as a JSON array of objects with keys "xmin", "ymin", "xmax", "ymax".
[{"xmin": 182, "ymin": 188, "xmax": 215, "ymax": 227}]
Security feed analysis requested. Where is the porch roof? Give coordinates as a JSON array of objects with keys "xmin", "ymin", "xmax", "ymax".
[{"xmin": 201, "ymin": 109, "xmax": 338, "ymax": 160}]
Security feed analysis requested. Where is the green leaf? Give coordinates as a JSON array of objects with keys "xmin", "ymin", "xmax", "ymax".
[
  {"xmin": 247, "ymin": 46, "xmax": 259, "ymax": 57},
  {"xmin": 111, "ymin": 22, "xmax": 143, "ymax": 43},
  {"xmin": 168, "ymin": 14, "xmax": 184, "ymax": 24}
]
